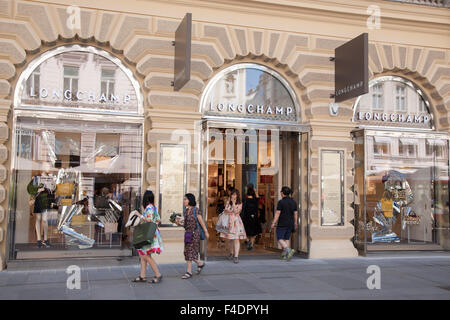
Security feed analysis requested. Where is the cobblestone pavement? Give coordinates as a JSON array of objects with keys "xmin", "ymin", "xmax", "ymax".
[{"xmin": 0, "ymin": 253, "xmax": 449, "ymax": 300}]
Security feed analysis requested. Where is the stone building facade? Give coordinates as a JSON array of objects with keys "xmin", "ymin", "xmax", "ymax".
[{"xmin": 0, "ymin": 0, "xmax": 448, "ymax": 270}]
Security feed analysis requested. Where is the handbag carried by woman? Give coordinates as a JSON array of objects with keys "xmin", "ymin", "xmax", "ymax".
[
  {"xmin": 132, "ymin": 221, "xmax": 157, "ymax": 249},
  {"xmin": 215, "ymin": 211, "xmax": 229, "ymax": 233}
]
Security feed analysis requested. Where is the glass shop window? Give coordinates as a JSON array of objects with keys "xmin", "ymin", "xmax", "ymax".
[
  {"xmin": 395, "ymin": 85, "xmax": 406, "ymax": 112},
  {"xmin": 26, "ymin": 66, "xmax": 40, "ymax": 97},
  {"xmin": 13, "ymin": 117, "xmax": 143, "ymax": 255},
  {"xmin": 101, "ymin": 68, "xmax": 116, "ymax": 101},
  {"xmin": 398, "ymin": 140, "xmax": 417, "ymax": 158},
  {"xmin": 373, "ymin": 141, "xmax": 390, "ymax": 156},
  {"xmin": 63, "ymin": 65, "xmax": 79, "ymax": 101},
  {"xmin": 372, "ymin": 83, "xmax": 383, "ymax": 111}
]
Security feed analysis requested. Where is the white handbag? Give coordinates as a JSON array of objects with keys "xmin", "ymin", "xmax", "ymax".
[
  {"xmin": 215, "ymin": 212, "xmax": 229, "ymax": 233},
  {"xmin": 125, "ymin": 210, "xmax": 141, "ymax": 228}
]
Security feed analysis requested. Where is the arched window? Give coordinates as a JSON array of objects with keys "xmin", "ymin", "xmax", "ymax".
[
  {"xmin": 200, "ymin": 63, "xmax": 299, "ymax": 123},
  {"xmin": 15, "ymin": 45, "xmax": 143, "ymax": 116},
  {"xmin": 11, "ymin": 45, "xmax": 144, "ymax": 257},
  {"xmin": 353, "ymin": 76, "xmax": 433, "ymax": 129}
]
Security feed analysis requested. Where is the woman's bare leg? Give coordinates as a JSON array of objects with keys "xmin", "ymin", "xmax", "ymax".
[
  {"xmin": 144, "ymin": 255, "xmax": 161, "ymax": 277},
  {"xmin": 139, "ymin": 256, "xmax": 147, "ymax": 278},
  {"xmin": 234, "ymin": 239, "xmax": 240, "ymax": 258}
]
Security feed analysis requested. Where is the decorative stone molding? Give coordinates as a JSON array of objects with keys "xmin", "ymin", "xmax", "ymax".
[
  {"xmin": 0, "ymin": 184, "xmax": 5, "ymax": 204},
  {"xmin": 0, "ymin": 205, "xmax": 4, "ymax": 223},
  {"xmin": 0, "ymin": 164, "xmax": 6, "ymax": 183},
  {"xmin": 0, "ymin": 122, "xmax": 8, "ymax": 143}
]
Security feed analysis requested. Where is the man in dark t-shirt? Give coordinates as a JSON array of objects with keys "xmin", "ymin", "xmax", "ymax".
[{"xmin": 271, "ymin": 186, "xmax": 298, "ymax": 261}]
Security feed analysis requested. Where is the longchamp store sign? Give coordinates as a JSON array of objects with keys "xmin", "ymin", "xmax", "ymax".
[{"xmin": 357, "ymin": 112, "xmax": 431, "ymax": 124}]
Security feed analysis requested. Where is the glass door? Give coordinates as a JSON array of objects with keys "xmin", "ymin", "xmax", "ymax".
[{"xmin": 201, "ymin": 122, "xmax": 307, "ymax": 258}]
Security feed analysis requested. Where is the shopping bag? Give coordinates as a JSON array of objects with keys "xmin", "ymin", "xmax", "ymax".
[
  {"xmin": 104, "ymin": 222, "xmax": 118, "ymax": 233},
  {"xmin": 132, "ymin": 221, "xmax": 157, "ymax": 249},
  {"xmin": 215, "ymin": 212, "xmax": 229, "ymax": 233},
  {"xmin": 56, "ymin": 183, "xmax": 74, "ymax": 196}
]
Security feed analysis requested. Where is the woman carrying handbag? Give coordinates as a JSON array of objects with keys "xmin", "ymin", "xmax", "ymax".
[
  {"xmin": 132, "ymin": 190, "xmax": 163, "ymax": 284},
  {"xmin": 175, "ymin": 193, "xmax": 209, "ymax": 279},
  {"xmin": 220, "ymin": 189, "xmax": 246, "ymax": 263}
]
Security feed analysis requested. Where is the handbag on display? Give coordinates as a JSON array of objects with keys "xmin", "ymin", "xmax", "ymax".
[
  {"xmin": 132, "ymin": 221, "xmax": 157, "ymax": 249},
  {"xmin": 125, "ymin": 210, "xmax": 141, "ymax": 228},
  {"xmin": 215, "ymin": 212, "xmax": 229, "ymax": 233}
]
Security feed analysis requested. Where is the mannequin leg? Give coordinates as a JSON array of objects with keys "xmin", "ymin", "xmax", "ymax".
[
  {"xmin": 42, "ymin": 210, "xmax": 49, "ymax": 241},
  {"xmin": 35, "ymin": 213, "xmax": 42, "ymax": 241}
]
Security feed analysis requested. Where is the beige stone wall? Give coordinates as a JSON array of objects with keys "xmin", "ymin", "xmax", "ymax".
[{"xmin": 0, "ymin": 0, "xmax": 448, "ymax": 267}]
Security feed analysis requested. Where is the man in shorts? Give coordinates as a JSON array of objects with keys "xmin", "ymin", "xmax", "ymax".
[{"xmin": 271, "ymin": 186, "xmax": 298, "ymax": 261}]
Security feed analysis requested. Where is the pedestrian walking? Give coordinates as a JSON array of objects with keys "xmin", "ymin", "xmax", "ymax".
[
  {"xmin": 271, "ymin": 186, "xmax": 298, "ymax": 261},
  {"xmin": 176, "ymin": 193, "xmax": 209, "ymax": 279},
  {"xmin": 132, "ymin": 190, "xmax": 163, "ymax": 283},
  {"xmin": 241, "ymin": 186, "xmax": 260, "ymax": 251},
  {"xmin": 220, "ymin": 189, "xmax": 246, "ymax": 263}
]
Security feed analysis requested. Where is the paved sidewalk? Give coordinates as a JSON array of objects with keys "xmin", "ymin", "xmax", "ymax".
[{"xmin": 0, "ymin": 254, "xmax": 449, "ymax": 300}]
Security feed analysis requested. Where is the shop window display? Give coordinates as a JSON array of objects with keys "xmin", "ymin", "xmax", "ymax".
[
  {"xmin": 354, "ymin": 132, "xmax": 449, "ymax": 250},
  {"xmin": 14, "ymin": 118, "xmax": 143, "ymax": 254},
  {"xmin": 353, "ymin": 76, "xmax": 449, "ymax": 251},
  {"xmin": 10, "ymin": 46, "xmax": 144, "ymax": 258}
]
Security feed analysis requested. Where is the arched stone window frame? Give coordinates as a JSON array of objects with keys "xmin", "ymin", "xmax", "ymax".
[
  {"xmin": 353, "ymin": 75, "xmax": 435, "ymax": 130},
  {"xmin": 13, "ymin": 44, "xmax": 144, "ymax": 118},
  {"xmin": 199, "ymin": 63, "xmax": 301, "ymax": 125}
]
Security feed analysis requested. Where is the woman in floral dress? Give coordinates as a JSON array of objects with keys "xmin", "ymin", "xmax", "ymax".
[
  {"xmin": 132, "ymin": 190, "xmax": 163, "ymax": 283},
  {"xmin": 176, "ymin": 193, "xmax": 209, "ymax": 279},
  {"xmin": 220, "ymin": 189, "xmax": 247, "ymax": 263}
]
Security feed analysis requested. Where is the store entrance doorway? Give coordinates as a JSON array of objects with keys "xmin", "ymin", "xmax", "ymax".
[{"xmin": 200, "ymin": 122, "xmax": 309, "ymax": 259}]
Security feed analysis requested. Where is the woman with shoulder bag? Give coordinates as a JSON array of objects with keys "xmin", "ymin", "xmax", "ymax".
[
  {"xmin": 132, "ymin": 190, "xmax": 163, "ymax": 284},
  {"xmin": 175, "ymin": 193, "xmax": 209, "ymax": 279}
]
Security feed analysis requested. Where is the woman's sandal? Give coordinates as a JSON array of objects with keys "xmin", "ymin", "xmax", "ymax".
[
  {"xmin": 233, "ymin": 257, "xmax": 239, "ymax": 264},
  {"xmin": 150, "ymin": 275, "xmax": 163, "ymax": 283},
  {"xmin": 196, "ymin": 263, "xmax": 206, "ymax": 275},
  {"xmin": 226, "ymin": 253, "xmax": 233, "ymax": 260},
  {"xmin": 181, "ymin": 272, "xmax": 193, "ymax": 279},
  {"xmin": 132, "ymin": 276, "xmax": 147, "ymax": 283}
]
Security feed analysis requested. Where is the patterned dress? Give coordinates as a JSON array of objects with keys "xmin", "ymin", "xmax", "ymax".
[
  {"xmin": 136, "ymin": 204, "xmax": 164, "ymax": 256},
  {"xmin": 183, "ymin": 207, "xmax": 201, "ymax": 261},
  {"xmin": 220, "ymin": 203, "xmax": 247, "ymax": 240}
]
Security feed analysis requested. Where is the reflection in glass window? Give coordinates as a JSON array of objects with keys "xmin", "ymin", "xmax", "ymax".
[
  {"xmin": 63, "ymin": 65, "xmax": 79, "ymax": 101},
  {"xmin": 372, "ymin": 83, "xmax": 383, "ymax": 110},
  {"xmin": 26, "ymin": 66, "xmax": 40, "ymax": 97},
  {"xmin": 419, "ymin": 97, "xmax": 427, "ymax": 113},
  {"xmin": 399, "ymin": 140, "xmax": 417, "ymax": 157},
  {"xmin": 13, "ymin": 117, "xmax": 143, "ymax": 253},
  {"xmin": 374, "ymin": 142, "xmax": 389, "ymax": 156},
  {"xmin": 373, "ymin": 137, "xmax": 391, "ymax": 156},
  {"xmin": 354, "ymin": 76, "xmax": 432, "ymax": 129},
  {"xmin": 204, "ymin": 64, "xmax": 297, "ymax": 122},
  {"xmin": 101, "ymin": 68, "xmax": 116, "ymax": 101},
  {"xmin": 395, "ymin": 85, "xmax": 406, "ymax": 111}
]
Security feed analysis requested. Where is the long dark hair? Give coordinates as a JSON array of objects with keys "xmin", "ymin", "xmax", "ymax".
[
  {"xmin": 185, "ymin": 193, "xmax": 196, "ymax": 207},
  {"xmin": 228, "ymin": 189, "xmax": 241, "ymax": 206},
  {"xmin": 142, "ymin": 190, "xmax": 155, "ymax": 208},
  {"xmin": 246, "ymin": 187, "xmax": 256, "ymax": 198}
]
